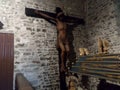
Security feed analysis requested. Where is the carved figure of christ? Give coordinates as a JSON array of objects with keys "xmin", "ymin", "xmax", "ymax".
[{"xmin": 25, "ymin": 7, "xmax": 85, "ymax": 72}]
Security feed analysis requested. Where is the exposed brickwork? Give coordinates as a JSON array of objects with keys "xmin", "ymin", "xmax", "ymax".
[
  {"xmin": 85, "ymin": 0, "xmax": 120, "ymax": 89},
  {"xmin": 85, "ymin": 0, "xmax": 120, "ymax": 54},
  {"xmin": 0, "ymin": 0, "xmax": 85, "ymax": 90}
]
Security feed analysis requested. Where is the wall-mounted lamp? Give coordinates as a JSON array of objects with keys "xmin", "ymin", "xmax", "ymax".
[{"xmin": 0, "ymin": 21, "xmax": 3, "ymax": 29}]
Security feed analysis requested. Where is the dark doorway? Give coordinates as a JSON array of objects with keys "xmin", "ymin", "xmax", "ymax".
[{"xmin": 0, "ymin": 33, "xmax": 14, "ymax": 90}]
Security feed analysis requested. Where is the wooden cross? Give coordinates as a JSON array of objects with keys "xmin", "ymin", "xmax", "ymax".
[
  {"xmin": 25, "ymin": 8, "xmax": 85, "ymax": 25},
  {"xmin": 25, "ymin": 7, "xmax": 85, "ymax": 90}
]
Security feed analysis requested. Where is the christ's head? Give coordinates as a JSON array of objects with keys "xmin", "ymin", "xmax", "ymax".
[{"xmin": 55, "ymin": 7, "xmax": 65, "ymax": 21}]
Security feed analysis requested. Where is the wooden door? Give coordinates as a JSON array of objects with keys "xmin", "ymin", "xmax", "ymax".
[{"xmin": 0, "ymin": 33, "xmax": 14, "ymax": 90}]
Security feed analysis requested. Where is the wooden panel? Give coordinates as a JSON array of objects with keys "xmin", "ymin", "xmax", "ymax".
[{"xmin": 0, "ymin": 33, "xmax": 14, "ymax": 90}]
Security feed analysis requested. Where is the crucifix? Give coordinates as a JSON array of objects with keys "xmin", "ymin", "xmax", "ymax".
[{"xmin": 25, "ymin": 7, "xmax": 85, "ymax": 72}]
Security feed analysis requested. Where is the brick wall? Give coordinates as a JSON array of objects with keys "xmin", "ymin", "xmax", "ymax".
[
  {"xmin": 85, "ymin": 0, "xmax": 120, "ymax": 54},
  {"xmin": 0, "ymin": 0, "xmax": 85, "ymax": 90},
  {"xmin": 85, "ymin": 0, "xmax": 120, "ymax": 89}
]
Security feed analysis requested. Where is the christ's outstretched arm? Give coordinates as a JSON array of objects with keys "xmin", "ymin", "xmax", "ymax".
[{"xmin": 35, "ymin": 10, "xmax": 56, "ymax": 25}]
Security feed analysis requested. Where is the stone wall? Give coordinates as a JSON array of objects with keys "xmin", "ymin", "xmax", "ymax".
[
  {"xmin": 85, "ymin": 0, "xmax": 120, "ymax": 54},
  {"xmin": 85, "ymin": 0, "xmax": 120, "ymax": 89},
  {"xmin": 0, "ymin": 0, "xmax": 85, "ymax": 90}
]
